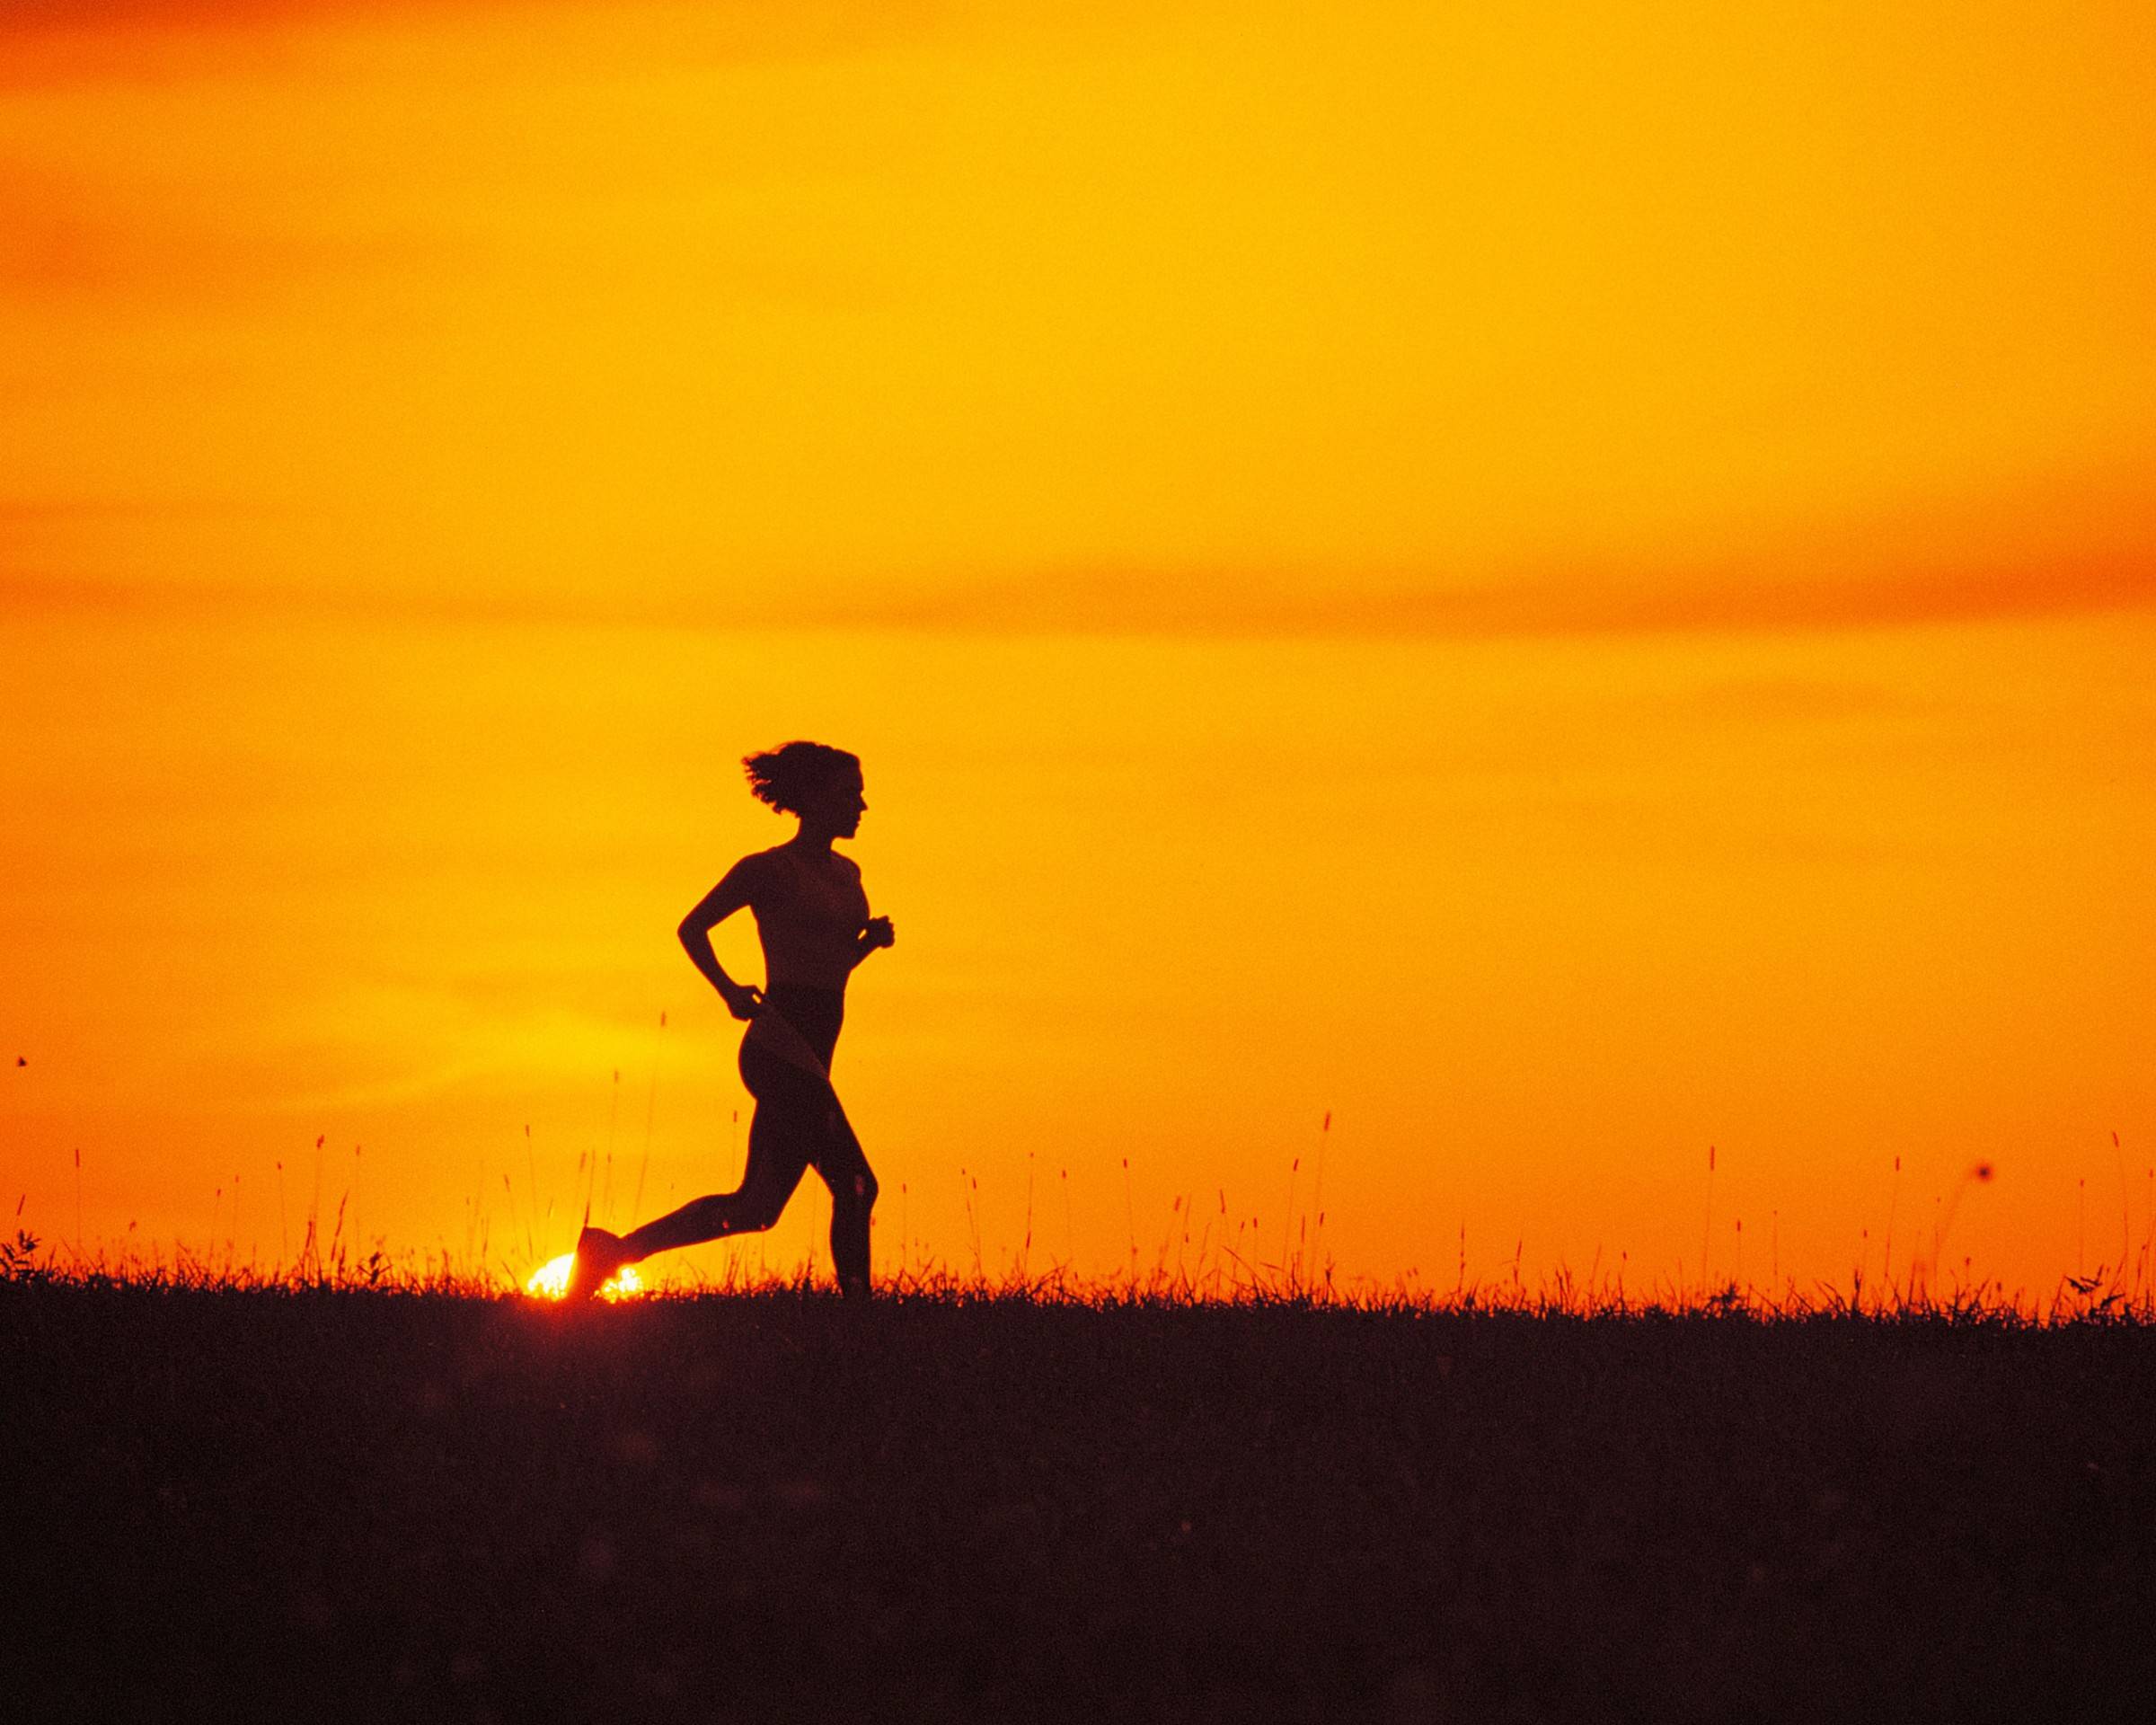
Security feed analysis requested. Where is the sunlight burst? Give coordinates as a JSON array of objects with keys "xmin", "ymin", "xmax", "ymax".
[{"xmin": 525, "ymin": 1252, "xmax": 644, "ymax": 1301}]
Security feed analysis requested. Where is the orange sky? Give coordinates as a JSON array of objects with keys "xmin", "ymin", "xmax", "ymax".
[{"xmin": 4, "ymin": 1, "xmax": 2153, "ymax": 1302}]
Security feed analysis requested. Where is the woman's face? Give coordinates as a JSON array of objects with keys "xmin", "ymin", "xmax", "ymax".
[{"xmin": 802, "ymin": 767, "xmax": 867, "ymax": 838}]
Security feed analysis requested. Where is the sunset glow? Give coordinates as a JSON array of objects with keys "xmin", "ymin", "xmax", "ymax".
[
  {"xmin": 5, "ymin": 2, "xmax": 2153, "ymax": 1305},
  {"xmin": 525, "ymin": 1252, "xmax": 644, "ymax": 1302}
]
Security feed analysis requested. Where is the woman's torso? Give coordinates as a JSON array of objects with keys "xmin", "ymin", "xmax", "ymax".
[{"xmin": 751, "ymin": 843, "xmax": 870, "ymax": 993}]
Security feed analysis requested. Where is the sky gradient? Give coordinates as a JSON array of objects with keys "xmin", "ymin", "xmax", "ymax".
[{"xmin": 5, "ymin": 2, "xmax": 2153, "ymax": 1300}]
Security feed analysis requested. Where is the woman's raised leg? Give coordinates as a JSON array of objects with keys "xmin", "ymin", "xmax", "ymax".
[{"xmin": 617, "ymin": 1108, "xmax": 809, "ymax": 1261}]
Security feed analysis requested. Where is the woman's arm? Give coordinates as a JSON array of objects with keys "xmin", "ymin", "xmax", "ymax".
[{"xmin": 678, "ymin": 858, "xmax": 764, "ymax": 1020}]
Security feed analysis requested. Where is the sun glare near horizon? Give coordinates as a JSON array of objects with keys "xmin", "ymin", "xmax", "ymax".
[
  {"xmin": 4, "ymin": 2, "xmax": 2154, "ymax": 1302},
  {"xmin": 525, "ymin": 1252, "xmax": 646, "ymax": 1302}
]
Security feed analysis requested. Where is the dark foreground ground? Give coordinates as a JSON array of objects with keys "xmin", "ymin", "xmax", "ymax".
[{"xmin": 5, "ymin": 1282, "xmax": 2154, "ymax": 1723}]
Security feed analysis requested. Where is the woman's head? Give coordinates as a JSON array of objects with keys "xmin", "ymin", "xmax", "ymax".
[{"xmin": 743, "ymin": 741, "xmax": 865, "ymax": 835}]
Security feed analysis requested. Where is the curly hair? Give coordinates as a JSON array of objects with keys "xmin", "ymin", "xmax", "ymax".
[{"xmin": 742, "ymin": 741, "xmax": 861, "ymax": 815}]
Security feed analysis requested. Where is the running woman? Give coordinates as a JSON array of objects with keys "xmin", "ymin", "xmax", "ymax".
[{"xmin": 564, "ymin": 741, "xmax": 893, "ymax": 1299}]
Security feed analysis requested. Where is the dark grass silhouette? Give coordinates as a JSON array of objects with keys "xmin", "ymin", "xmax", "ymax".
[{"xmin": 7, "ymin": 1272, "xmax": 2155, "ymax": 1723}]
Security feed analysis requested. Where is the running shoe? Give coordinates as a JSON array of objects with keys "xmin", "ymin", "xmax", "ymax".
[{"xmin": 563, "ymin": 1226, "xmax": 629, "ymax": 1302}]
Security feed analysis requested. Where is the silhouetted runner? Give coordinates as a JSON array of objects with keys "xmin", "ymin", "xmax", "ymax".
[{"xmin": 565, "ymin": 741, "xmax": 894, "ymax": 1300}]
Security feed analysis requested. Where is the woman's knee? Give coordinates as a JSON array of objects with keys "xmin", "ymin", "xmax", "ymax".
[{"xmin": 734, "ymin": 1182, "xmax": 791, "ymax": 1234}]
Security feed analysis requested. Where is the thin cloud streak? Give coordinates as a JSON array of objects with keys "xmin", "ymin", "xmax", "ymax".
[
  {"xmin": 0, "ymin": 180, "xmax": 459, "ymax": 306},
  {"xmin": 861, "ymin": 558, "xmax": 2156, "ymax": 641},
  {"xmin": 0, "ymin": 0, "xmax": 946, "ymax": 87},
  {"xmin": 8, "ymin": 552, "xmax": 2152, "ymax": 641},
  {"xmin": 0, "ymin": 0, "xmax": 915, "ymax": 24}
]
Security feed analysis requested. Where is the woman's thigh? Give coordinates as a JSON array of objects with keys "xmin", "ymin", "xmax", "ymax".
[
  {"xmin": 741, "ymin": 1040, "xmax": 870, "ymax": 1201},
  {"xmin": 739, "ymin": 1048, "xmax": 829, "ymax": 1197}
]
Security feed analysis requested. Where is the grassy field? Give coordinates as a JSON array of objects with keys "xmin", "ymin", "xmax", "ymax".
[{"xmin": 5, "ymin": 1272, "xmax": 2153, "ymax": 1723}]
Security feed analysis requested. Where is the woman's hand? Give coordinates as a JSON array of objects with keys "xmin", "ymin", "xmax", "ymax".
[
  {"xmin": 858, "ymin": 916, "xmax": 896, "ymax": 954},
  {"xmin": 718, "ymin": 978, "xmax": 764, "ymax": 1022}
]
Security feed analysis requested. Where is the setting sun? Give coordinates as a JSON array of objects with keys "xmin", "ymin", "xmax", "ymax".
[{"xmin": 524, "ymin": 1252, "xmax": 645, "ymax": 1302}]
